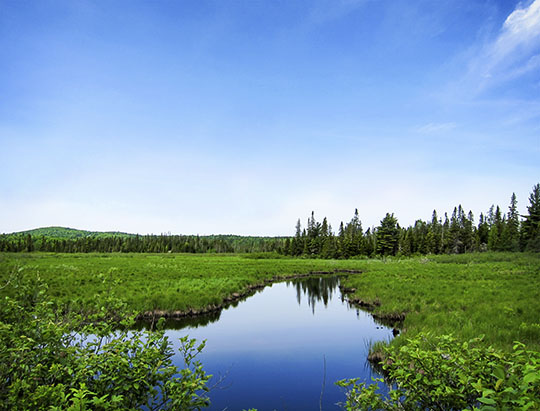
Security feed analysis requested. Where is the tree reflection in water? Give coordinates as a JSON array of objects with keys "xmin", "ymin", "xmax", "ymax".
[{"xmin": 288, "ymin": 276, "xmax": 341, "ymax": 314}]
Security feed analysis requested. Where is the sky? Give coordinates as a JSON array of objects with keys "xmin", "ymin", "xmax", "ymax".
[{"xmin": 1, "ymin": 0, "xmax": 539, "ymax": 236}]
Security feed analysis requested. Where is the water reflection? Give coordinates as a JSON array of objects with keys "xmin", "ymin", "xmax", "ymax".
[
  {"xmin": 137, "ymin": 275, "xmax": 343, "ymax": 330},
  {"xmin": 289, "ymin": 276, "xmax": 341, "ymax": 313},
  {"xmin": 134, "ymin": 310, "xmax": 222, "ymax": 331},
  {"xmin": 162, "ymin": 276, "xmax": 393, "ymax": 411}
]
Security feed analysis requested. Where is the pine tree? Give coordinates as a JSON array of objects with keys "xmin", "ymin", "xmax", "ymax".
[
  {"xmin": 347, "ymin": 209, "xmax": 363, "ymax": 256},
  {"xmin": 364, "ymin": 228, "xmax": 376, "ymax": 257},
  {"xmin": 477, "ymin": 213, "xmax": 489, "ymax": 250},
  {"xmin": 376, "ymin": 213, "xmax": 400, "ymax": 256},
  {"xmin": 500, "ymin": 193, "xmax": 520, "ymax": 251},
  {"xmin": 462, "ymin": 210, "xmax": 475, "ymax": 252},
  {"xmin": 25, "ymin": 234, "xmax": 34, "ymax": 252},
  {"xmin": 292, "ymin": 219, "xmax": 303, "ymax": 256},
  {"xmin": 337, "ymin": 222, "xmax": 346, "ymax": 258},
  {"xmin": 448, "ymin": 207, "xmax": 462, "ymax": 253},
  {"xmin": 429, "ymin": 210, "xmax": 442, "ymax": 254},
  {"xmin": 399, "ymin": 228, "xmax": 412, "ymax": 256},
  {"xmin": 488, "ymin": 206, "xmax": 503, "ymax": 251},
  {"xmin": 442, "ymin": 213, "xmax": 450, "ymax": 253},
  {"xmin": 522, "ymin": 183, "xmax": 540, "ymax": 251}
]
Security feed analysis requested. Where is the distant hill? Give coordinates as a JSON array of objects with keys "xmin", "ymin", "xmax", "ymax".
[
  {"xmin": 0, "ymin": 226, "xmax": 288, "ymax": 253},
  {"xmin": 2, "ymin": 227, "xmax": 287, "ymax": 240},
  {"xmin": 3, "ymin": 226, "xmax": 134, "ymax": 239}
]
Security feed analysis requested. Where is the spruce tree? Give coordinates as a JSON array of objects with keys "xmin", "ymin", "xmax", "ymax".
[
  {"xmin": 429, "ymin": 210, "xmax": 442, "ymax": 254},
  {"xmin": 460, "ymin": 210, "xmax": 474, "ymax": 252},
  {"xmin": 292, "ymin": 219, "xmax": 303, "ymax": 256},
  {"xmin": 501, "ymin": 193, "xmax": 520, "ymax": 251},
  {"xmin": 442, "ymin": 213, "xmax": 450, "ymax": 253},
  {"xmin": 522, "ymin": 183, "xmax": 540, "ymax": 251},
  {"xmin": 477, "ymin": 213, "xmax": 489, "ymax": 250},
  {"xmin": 488, "ymin": 206, "xmax": 504, "ymax": 251},
  {"xmin": 376, "ymin": 213, "xmax": 400, "ymax": 256}
]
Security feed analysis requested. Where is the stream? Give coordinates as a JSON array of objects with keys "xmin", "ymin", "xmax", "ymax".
[{"xmin": 161, "ymin": 276, "xmax": 392, "ymax": 410}]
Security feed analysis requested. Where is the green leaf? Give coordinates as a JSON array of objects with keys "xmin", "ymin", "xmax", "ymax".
[
  {"xmin": 495, "ymin": 379, "xmax": 504, "ymax": 391},
  {"xmin": 493, "ymin": 366, "xmax": 505, "ymax": 380},
  {"xmin": 523, "ymin": 372, "xmax": 539, "ymax": 384}
]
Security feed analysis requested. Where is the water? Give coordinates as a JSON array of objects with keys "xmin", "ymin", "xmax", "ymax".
[{"xmin": 163, "ymin": 276, "xmax": 392, "ymax": 410}]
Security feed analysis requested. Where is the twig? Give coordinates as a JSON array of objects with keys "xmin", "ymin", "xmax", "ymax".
[
  {"xmin": 0, "ymin": 266, "xmax": 19, "ymax": 290},
  {"xmin": 320, "ymin": 354, "xmax": 326, "ymax": 411}
]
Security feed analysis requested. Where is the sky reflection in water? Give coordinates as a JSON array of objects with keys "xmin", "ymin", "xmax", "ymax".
[{"xmin": 166, "ymin": 277, "xmax": 392, "ymax": 410}]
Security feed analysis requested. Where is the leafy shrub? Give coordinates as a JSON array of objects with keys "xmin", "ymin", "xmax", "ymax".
[
  {"xmin": 0, "ymin": 274, "xmax": 211, "ymax": 410},
  {"xmin": 337, "ymin": 333, "xmax": 540, "ymax": 410}
]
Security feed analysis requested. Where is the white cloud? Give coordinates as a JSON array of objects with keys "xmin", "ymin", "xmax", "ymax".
[
  {"xmin": 499, "ymin": 0, "xmax": 540, "ymax": 46},
  {"xmin": 475, "ymin": 0, "xmax": 540, "ymax": 85}
]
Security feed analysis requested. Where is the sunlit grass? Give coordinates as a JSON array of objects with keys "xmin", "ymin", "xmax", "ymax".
[
  {"xmin": 0, "ymin": 252, "xmax": 361, "ymax": 313},
  {"xmin": 340, "ymin": 252, "xmax": 540, "ymax": 351},
  {"xmin": 1, "ymin": 251, "xmax": 538, "ymax": 352}
]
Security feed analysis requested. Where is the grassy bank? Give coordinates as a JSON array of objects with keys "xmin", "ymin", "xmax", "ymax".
[
  {"xmin": 1, "ymin": 252, "xmax": 539, "ymax": 352},
  {"xmin": 0, "ymin": 253, "xmax": 363, "ymax": 313},
  {"xmin": 340, "ymin": 252, "xmax": 540, "ymax": 351}
]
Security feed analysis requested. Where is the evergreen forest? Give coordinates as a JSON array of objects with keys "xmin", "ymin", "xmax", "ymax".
[
  {"xmin": 286, "ymin": 183, "xmax": 540, "ymax": 258},
  {"xmin": 2, "ymin": 183, "xmax": 539, "ymax": 256}
]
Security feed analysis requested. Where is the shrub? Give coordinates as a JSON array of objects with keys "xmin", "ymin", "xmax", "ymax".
[
  {"xmin": 0, "ymin": 274, "xmax": 211, "ymax": 410},
  {"xmin": 337, "ymin": 333, "xmax": 540, "ymax": 410}
]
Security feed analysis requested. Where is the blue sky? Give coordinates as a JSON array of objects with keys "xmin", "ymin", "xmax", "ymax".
[{"xmin": 1, "ymin": 0, "xmax": 539, "ymax": 235}]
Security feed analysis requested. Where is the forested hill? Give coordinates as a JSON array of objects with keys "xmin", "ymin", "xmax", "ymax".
[
  {"xmin": 6, "ymin": 226, "xmax": 134, "ymax": 240},
  {"xmin": 0, "ymin": 227, "xmax": 288, "ymax": 254}
]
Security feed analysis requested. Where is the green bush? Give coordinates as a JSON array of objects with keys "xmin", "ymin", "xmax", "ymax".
[
  {"xmin": 337, "ymin": 333, "xmax": 540, "ymax": 410},
  {"xmin": 0, "ymin": 275, "xmax": 211, "ymax": 410}
]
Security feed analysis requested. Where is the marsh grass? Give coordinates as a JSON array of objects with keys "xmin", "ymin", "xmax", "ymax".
[
  {"xmin": 0, "ymin": 253, "xmax": 361, "ymax": 313},
  {"xmin": 341, "ymin": 252, "xmax": 540, "ymax": 351},
  {"xmin": 1, "ymin": 252, "xmax": 538, "ymax": 352}
]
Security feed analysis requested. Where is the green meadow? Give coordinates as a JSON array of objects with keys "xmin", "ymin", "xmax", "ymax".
[
  {"xmin": 1, "ymin": 252, "xmax": 539, "ymax": 352},
  {"xmin": 340, "ymin": 252, "xmax": 540, "ymax": 352},
  {"xmin": 0, "ymin": 253, "xmax": 362, "ymax": 313}
]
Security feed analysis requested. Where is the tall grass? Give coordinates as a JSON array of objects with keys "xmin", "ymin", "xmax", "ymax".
[
  {"xmin": 0, "ymin": 253, "xmax": 361, "ymax": 312},
  {"xmin": 340, "ymin": 252, "xmax": 540, "ymax": 351},
  {"xmin": 1, "ymin": 251, "xmax": 538, "ymax": 352}
]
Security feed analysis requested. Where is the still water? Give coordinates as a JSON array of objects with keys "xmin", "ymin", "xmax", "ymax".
[{"xmin": 164, "ymin": 277, "xmax": 392, "ymax": 410}]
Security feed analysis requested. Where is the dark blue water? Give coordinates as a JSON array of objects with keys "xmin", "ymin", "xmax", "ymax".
[{"xmin": 165, "ymin": 277, "xmax": 392, "ymax": 410}]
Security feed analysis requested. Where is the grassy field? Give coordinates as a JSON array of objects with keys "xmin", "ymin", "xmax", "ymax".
[
  {"xmin": 1, "ymin": 252, "xmax": 539, "ymax": 352},
  {"xmin": 0, "ymin": 252, "xmax": 363, "ymax": 313},
  {"xmin": 341, "ymin": 252, "xmax": 540, "ymax": 351}
]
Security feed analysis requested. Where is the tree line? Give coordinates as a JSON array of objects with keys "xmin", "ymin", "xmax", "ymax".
[
  {"xmin": 282, "ymin": 183, "xmax": 540, "ymax": 257},
  {"xmin": 1, "ymin": 183, "xmax": 538, "ymax": 256},
  {"xmin": 0, "ymin": 233, "xmax": 287, "ymax": 254}
]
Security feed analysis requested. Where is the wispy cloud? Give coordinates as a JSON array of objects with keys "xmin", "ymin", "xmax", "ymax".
[
  {"xmin": 307, "ymin": 0, "xmax": 369, "ymax": 25},
  {"xmin": 472, "ymin": 0, "xmax": 540, "ymax": 88},
  {"xmin": 415, "ymin": 122, "xmax": 457, "ymax": 134}
]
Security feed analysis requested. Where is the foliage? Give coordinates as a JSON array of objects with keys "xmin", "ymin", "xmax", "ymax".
[
  {"xmin": 0, "ymin": 274, "xmax": 211, "ymax": 410},
  {"xmin": 376, "ymin": 213, "xmax": 400, "ymax": 256},
  {"xmin": 9, "ymin": 226, "xmax": 132, "ymax": 240},
  {"xmin": 0, "ymin": 229, "xmax": 288, "ymax": 254},
  {"xmin": 1, "ymin": 253, "xmax": 539, "ymax": 408},
  {"xmin": 337, "ymin": 333, "xmax": 540, "ymax": 410},
  {"xmin": 522, "ymin": 183, "xmax": 540, "ymax": 252},
  {"xmin": 286, "ymin": 183, "xmax": 540, "ymax": 258}
]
